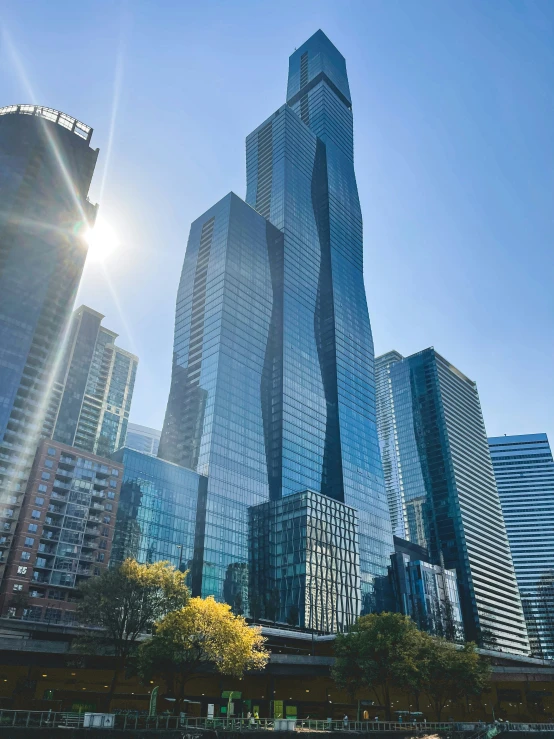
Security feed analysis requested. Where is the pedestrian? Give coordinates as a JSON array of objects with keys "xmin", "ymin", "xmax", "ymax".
[
  {"xmin": 254, "ymin": 710, "xmax": 259, "ymax": 727},
  {"xmin": 343, "ymin": 714, "xmax": 349, "ymax": 729}
]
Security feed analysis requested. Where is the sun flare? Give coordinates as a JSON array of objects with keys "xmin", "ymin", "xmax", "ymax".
[{"xmin": 85, "ymin": 217, "xmax": 120, "ymax": 263}]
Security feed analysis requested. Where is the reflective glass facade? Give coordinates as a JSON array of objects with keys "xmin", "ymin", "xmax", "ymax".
[
  {"xmin": 159, "ymin": 31, "xmax": 393, "ymax": 620},
  {"xmin": 0, "ymin": 105, "xmax": 98, "ymax": 581},
  {"xmin": 46, "ymin": 305, "xmax": 137, "ymax": 456},
  {"xmin": 375, "ymin": 351, "xmax": 406, "ymax": 538},
  {"xmin": 388, "ymin": 348, "xmax": 529, "ymax": 654},
  {"xmin": 489, "ymin": 434, "xmax": 554, "ymax": 659},
  {"xmin": 389, "ymin": 537, "xmax": 463, "ymax": 640},
  {"xmin": 249, "ymin": 489, "xmax": 359, "ymax": 631},
  {"xmin": 110, "ymin": 447, "xmax": 204, "ymax": 572}
]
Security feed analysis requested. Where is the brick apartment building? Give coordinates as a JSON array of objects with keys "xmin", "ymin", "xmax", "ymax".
[{"xmin": 0, "ymin": 440, "xmax": 122, "ymax": 624}]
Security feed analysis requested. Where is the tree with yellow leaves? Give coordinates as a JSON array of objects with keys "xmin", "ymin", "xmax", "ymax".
[{"xmin": 137, "ymin": 597, "xmax": 269, "ymax": 714}]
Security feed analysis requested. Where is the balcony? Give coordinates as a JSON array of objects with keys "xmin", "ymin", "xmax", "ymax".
[{"xmin": 44, "ymin": 518, "xmax": 61, "ymax": 528}]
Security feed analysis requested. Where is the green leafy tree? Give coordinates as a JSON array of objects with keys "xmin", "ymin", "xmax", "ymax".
[
  {"xmin": 332, "ymin": 612, "xmax": 424, "ymax": 719},
  {"xmin": 76, "ymin": 559, "xmax": 189, "ymax": 707},
  {"xmin": 137, "ymin": 596, "xmax": 269, "ymax": 714},
  {"xmin": 420, "ymin": 638, "xmax": 490, "ymax": 719}
]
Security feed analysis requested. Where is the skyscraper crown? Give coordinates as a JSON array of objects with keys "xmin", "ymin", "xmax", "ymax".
[{"xmin": 287, "ymin": 30, "xmax": 351, "ymax": 107}]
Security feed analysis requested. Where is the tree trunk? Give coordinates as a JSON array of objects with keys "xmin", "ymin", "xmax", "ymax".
[{"xmin": 106, "ymin": 658, "xmax": 123, "ymax": 711}]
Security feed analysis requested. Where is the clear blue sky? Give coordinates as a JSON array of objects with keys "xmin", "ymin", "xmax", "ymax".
[{"xmin": 2, "ymin": 0, "xmax": 553, "ymax": 442}]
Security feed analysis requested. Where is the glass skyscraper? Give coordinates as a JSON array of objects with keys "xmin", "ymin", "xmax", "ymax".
[
  {"xmin": 45, "ymin": 305, "xmax": 138, "ymax": 456},
  {"xmin": 0, "ymin": 104, "xmax": 98, "ymax": 580},
  {"xmin": 377, "ymin": 348, "xmax": 529, "ymax": 654},
  {"xmin": 159, "ymin": 30, "xmax": 393, "ymax": 624},
  {"xmin": 489, "ymin": 434, "xmax": 554, "ymax": 659}
]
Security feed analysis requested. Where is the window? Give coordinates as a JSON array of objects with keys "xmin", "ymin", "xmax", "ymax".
[
  {"xmin": 44, "ymin": 459, "xmax": 54, "ymax": 469},
  {"xmin": 24, "ymin": 537, "xmax": 34, "ymax": 547},
  {"xmin": 13, "ymin": 584, "xmax": 23, "ymax": 591},
  {"xmin": 109, "ymin": 479, "xmax": 117, "ymax": 488},
  {"xmin": 41, "ymin": 472, "xmax": 50, "ymax": 481},
  {"xmin": 111, "ymin": 469, "xmax": 119, "ymax": 477},
  {"xmin": 31, "ymin": 510, "xmax": 41, "ymax": 519},
  {"xmin": 108, "ymin": 491, "xmax": 115, "ymax": 500},
  {"xmin": 38, "ymin": 484, "xmax": 47, "ymax": 493},
  {"xmin": 47, "ymin": 447, "xmax": 56, "ymax": 456},
  {"xmin": 17, "ymin": 566, "xmax": 28, "ymax": 575},
  {"xmin": 27, "ymin": 524, "xmax": 38, "ymax": 533},
  {"xmin": 0, "ymin": 537, "xmax": 6, "ymax": 545},
  {"xmin": 97, "ymin": 552, "xmax": 105, "ymax": 562},
  {"xmin": 7, "ymin": 496, "xmax": 17, "ymax": 505},
  {"xmin": 30, "ymin": 590, "xmax": 44, "ymax": 598},
  {"xmin": 35, "ymin": 497, "xmax": 44, "ymax": 506},
  {"xmin": 3, "ymin": 523, "xmax": 11, "ymax": 531},
  {"xmin": 36, "ymin": 557, "xmax": 47, "ymax": 568},
  {"xmin": 7, "ymin": 607, "xmax": 16, "ymax": 618},
  {"xmin": 103, "ymin": 516, "xmax": 111, "ymax": 524},
  {"xmin": 105, "ymin": 503, "xmax": 113, "ymax": 512},
  {"xmin": 21, "ymin": 551, "xmax": 31, "ymax": 561},
  {"xmin": 3, "ymin": 509, "xmax": 14, "ymax": 518}
]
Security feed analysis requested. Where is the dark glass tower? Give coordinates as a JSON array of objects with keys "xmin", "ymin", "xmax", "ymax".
[
  {"xmin": 159, "ymin": 31, "xmax": 393, "ymax": 625},
  {"xmin": 0, "ymin": 105, "xmax": 98, "ymax": 578},
  {"xmin": 383, "ymin": 348, "xmax": 529, "ymax": 654}
]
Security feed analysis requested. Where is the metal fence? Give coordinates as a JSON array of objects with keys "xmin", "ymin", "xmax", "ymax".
[{"xmin": 0, "ymin": 711, "xmax": 554, "ymax": 732}]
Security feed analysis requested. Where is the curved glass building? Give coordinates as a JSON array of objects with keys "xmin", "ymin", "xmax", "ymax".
[
  {"xmin": 0, "ymin": 105, "xmax": 98, "ymax": 579},
  {"xmin": 159, "ymin": 31, "xmax": 393, "ymax": 627}
]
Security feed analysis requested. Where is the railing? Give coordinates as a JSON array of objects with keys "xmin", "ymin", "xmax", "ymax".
[
  {"xmin": 0, "ymin": 104, "xmax": 93, "ymax": 142},
  {"xmin": 0, "ymin": 710, "xmax": 83, "ymax": 728},
  {"xmin": 0, "ymin": 711, "xmax": 552, "ymax": 733}
]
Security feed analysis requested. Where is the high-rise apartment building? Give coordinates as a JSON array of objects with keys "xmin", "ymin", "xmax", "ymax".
[
  {"xmin": 375, "ymin": 348, "xmax": 529, "ymax": 654},
  {"xmin": 124, "ymin": 423, "xmax": 161, "ymax": 457},
  {"xmin": 0, "ymin": 105, "xmax": 98, "ymax": 578},
  {"xmin": 489, "ymin": 434, "xmax": 554, "ymax": 659},
  {"xmin": 0, "ymin": 439, "xmax": 122, "ymax": 623},
  {"xmin": 45, "ymin": 305, "xmax": 138, "ymax": 456},
  {"xmin": 375, "ymin": 351, "xmax": 406, "ymax": 538},
  {"xmin": 159, "ymin": 31, "xmax": 393, "ymax": 627}
]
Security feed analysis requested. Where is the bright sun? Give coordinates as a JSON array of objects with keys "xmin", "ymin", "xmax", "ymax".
[{"xmin": 85, "ymin": 217, "xmax": 120, "ymax": 263}]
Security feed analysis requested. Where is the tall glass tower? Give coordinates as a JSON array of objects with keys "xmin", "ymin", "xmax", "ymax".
[
  {"xmin": 489, "ymin": 434, "xmax": 554, "ymax": 659},
  {"xmin": 45, "ymin": 305, "xmax": 138, "ymax": 456},
  {"xmin": 160, "ymin": 31, "xmax": 393, "ymax": 625},
  {"xmin": 0, "ymin": 105, "xmax": 98, "ymax": 580},
  {"xmin": 382, "ymin": 348, "xmax": 529, "ymax": 654}
]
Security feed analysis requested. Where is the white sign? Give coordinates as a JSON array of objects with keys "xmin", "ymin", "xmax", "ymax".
[{"xmin": 207, "ymin": 704, "xmax": 214, "ymax": 719}]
